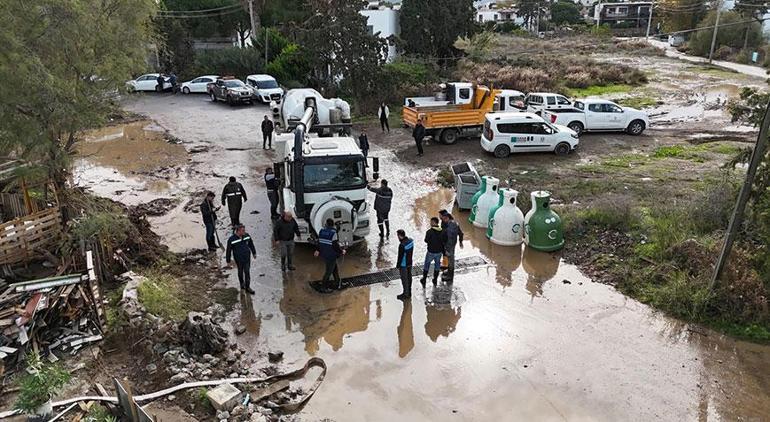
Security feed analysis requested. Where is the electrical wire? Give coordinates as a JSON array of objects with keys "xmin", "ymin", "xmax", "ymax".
[
  {"xmin": 158, "ymin": 3, "xmax": 241, "ymax": 14},
  {"xmin": 155, "ymin": 8, "xmax": 245, "ymax": 19}
]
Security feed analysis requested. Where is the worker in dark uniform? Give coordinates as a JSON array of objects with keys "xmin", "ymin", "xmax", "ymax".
[
  {"xmin": 261, "ymin": 116, "xmax": 274, "ymax": 149},
  {"xmin": 439, "ymin": 210, "xmax": 464, "ymax": 280},
  {"xmin": 222, "ymin": 176, "xmax": 247, "ymax": 228},
  {"xmin": 412, "ymin": 118, "xmax": 426, "ymax": 156},
  {"xmin": 264, "ymin": 167, "xmax": 280, "ymax": 219},
  {"xmin": 155, "ymin": 73, "xmax": 165, "ymax": 92},
  {"xmin": 421, "ymin": 217, "xmax": 446, "ymax": 287},
  {"xmin": 358, "ymin": 129, "xmax": 370, "ymax": 159},
  {"xmin": 396, "ymin": 229, "xmax": 414, "ymax": 300},
  {"xmin": 273, "ymin": 210, "xmax": 301, "ymax": 271},
  {"xmin": 314, "ymin": 218, "xmax": 346, "ymax": 288},
  {"xmin": 200, "ymin": 191, "xmax": 219, "ymax": 251},
  {"xmin": 367, "ymin": 179, "xmax": 393, "ymax": 238},
  {"xmin": 226, "ymin": 225, "xmax": 256, "ymax": 294}
]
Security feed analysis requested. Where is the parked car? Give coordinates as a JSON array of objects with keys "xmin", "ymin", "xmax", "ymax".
[
  {"xmin": 245, "ymin": 74, "xmax": 284, "ymax": 103},
  {"xmin": 207, "ymin": 78, "xmax": 256, "ymax": 106},
  {"xmin": 543, "ymin": 99, "xmax": 649, "ymax": 136},
  {"xmin": 525, "ymin": 92, "xmax": 572, "ymax": 114},
  {"xmin": 480, "ymin": 112, "xmax": 579, "ymax": 158},
  {"xmin": 125, "ymin": 73, "xmax": 171, "ymax": 92},
  {"xmin": 181, "ymin": 75, "xmax": 220, "ymax": 94}
]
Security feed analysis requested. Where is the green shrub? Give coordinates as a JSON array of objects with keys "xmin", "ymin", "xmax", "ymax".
[
  {"xmin": 85, "ymin": 404, "xmax": 117, "ymax": 422},
  {"xmin": 590, "ymin": 24, "xmax": 612, "ymax": 37},
  {"xmin": 15, "ymin": 353, "xmax": 71, "ymax": 414},
  {"xmin": 252, "ymin": 27, "xmax": 289, "ymax": 63},
  {"xmin": 72, "ymin": 212, "xmax": 137, "ymax": 249},
  {"xmin": 265, "ymin": 44, "xmax": 311, "ymax": 87},
  {"xmin": 137, "ymin": 272, "xmax": 186, "ymax": 321},
  {"xmin": 688, "ymin": 11, "xmax": 763, "ymax": 58}
]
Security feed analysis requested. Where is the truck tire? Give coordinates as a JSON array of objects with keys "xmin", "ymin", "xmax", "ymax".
[
  {"xmin": 567, "ymin": 121, "xmax": 584, "ymax": 136},
  {"xmin": 554, "ymin": 142, "xmax": 571, "ymax": 156},
  {"xmin": 627, "ymin": 120, "xmax": 645, "ymax": 135},
  {"xmin": 210, "ymin": 92, "xmax": 217, "ymax": 102},
  {"xmin": 493, "ymin": 145, "xmax": 511, "ymax": 158},
  {"xmin": 441, "ymin": 129, "xmax": 459, "ymax": 145}
]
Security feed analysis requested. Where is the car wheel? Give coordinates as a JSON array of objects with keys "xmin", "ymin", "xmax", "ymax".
[
  {"xmin": 227, "ymin": 96, "xmax": 234, "ymax": 106},
  {"xmin": 554, "ymin": 142, "xmax": 571, "ymax": 156},
  {"xmin": 567, "ymin": 121, "xmax": 584, "ymax": 136},
  {"xmin": 627, "ymin": 120, "xmax": 645, "ymax": 135},
  {"xmin": 493, "ymin": 144, "xmax": 511, "ymax": 158},
  {"xmin": 440, "ymin": 129, "xmax": 459, "ymax": 145},
  {"xmin": 210, "ymin": 92, "xmax": 217, "ymax": 102},
  {"xmin": 182, "ymin": 87, "xmax": 190, "ymax": 94}
]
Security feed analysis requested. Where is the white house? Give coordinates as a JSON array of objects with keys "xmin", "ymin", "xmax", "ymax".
[
  {"xmin": 475, "ymin": 2, "xmax": 524, "ymax": 25},
  {"xmin": 360, "ymin": 3, "xmax": 400, "ymax": 62}
]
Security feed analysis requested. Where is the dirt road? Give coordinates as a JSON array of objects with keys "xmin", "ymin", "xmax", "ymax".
[{"xmin": 74, "ymin": 63, "xmax": 770, "ymax": 421}]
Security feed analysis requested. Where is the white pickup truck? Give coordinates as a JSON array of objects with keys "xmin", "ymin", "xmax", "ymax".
[{"xmin": 542, "ymin": 99, "xmax": 649, "ymax": 136}]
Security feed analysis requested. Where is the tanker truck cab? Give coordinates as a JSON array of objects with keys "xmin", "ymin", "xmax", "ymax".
[{"xmin": 274, "ymin": 107, "xmax": 373, "ymax": 246}]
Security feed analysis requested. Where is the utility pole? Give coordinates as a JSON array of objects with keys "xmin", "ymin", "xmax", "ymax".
[
  {"xmin": 710, "ymin": 101, "xmax": 770, "ymax": 290},
  {"xmin": 265, "ymin": 27, "xmax": 269, "ymax": 64},
  {"xmin": 708, "ymin": 0, "xmax": 722, "ymax": 64},
  {"xmin": 645, "ymin": 0, "xmax": 654, "ymax": 39}
]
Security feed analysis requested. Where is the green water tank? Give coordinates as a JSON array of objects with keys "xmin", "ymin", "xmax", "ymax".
[
  {"xmin": 485, "ymin": 189, "xmax": 505, "ymax": 239},
  {"xmin": 524, "ymin": 191, "xmax": 564, "ymax": 252},
  {"xmin": 468, "ymin": 176, "xmax": 488, "ymax": 224}
]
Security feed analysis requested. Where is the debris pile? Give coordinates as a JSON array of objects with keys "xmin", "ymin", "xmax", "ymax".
[{"xmin": 0, "ymin": 273, "xmax": 104, "ymax": 378}]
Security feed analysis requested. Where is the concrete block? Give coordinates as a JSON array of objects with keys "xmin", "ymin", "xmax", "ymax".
[{"xmin": 207, "ymin": 383, "xmax": 242, "ymax": 411}]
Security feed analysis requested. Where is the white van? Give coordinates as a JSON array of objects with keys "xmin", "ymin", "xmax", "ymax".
[
  {"xmin": 525, "ymin": 92, "xmax": 572, "ymax": 114},
  {"xmin": 245, "ymin": 74, "xmax": 284, "ymax": 103},
  {"xmin": 480, "ymin": 112, "xmax": 579, "ymax": 158}
]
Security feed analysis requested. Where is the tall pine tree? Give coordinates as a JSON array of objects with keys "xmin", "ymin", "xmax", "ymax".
[{"xmin": 400, "ymin": 0, "xmax": 475, "ymax": 60}]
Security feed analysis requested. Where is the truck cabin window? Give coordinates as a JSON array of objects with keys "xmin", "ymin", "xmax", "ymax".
[
  {"xmin": 303, "ymin": 158, "xmax": 366, "ymax": 191},
  {"xmin": 224, "ymin": 80, "xmax": 245, "ymax": 88},
  {"xmin": 557, "ymin": 96, "xmax": 570, "ymax": 105},
  {"xmin": 459, "ymin": 88, "xmax": 471, "ymax": 100}
]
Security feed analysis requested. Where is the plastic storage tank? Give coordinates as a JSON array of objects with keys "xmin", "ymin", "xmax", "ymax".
[
  {"xmin": 472, "ymin": 177, "xmax": 500, "ymax": 228},
  {"xmin": 488, "ymin": 189, "xmax": 525, "ymax": 246},
  {"xmin": 524, "ymin": 191, "xmax": 564, "ymax": 252},
  {"xmin": 468, "ymin": 176, "xmax": 488, "ymax": 223}
]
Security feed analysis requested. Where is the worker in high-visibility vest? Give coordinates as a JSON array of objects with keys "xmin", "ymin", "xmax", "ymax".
[{"xmin": 221, "ymin": 176, "xmax": 248, "ymax": 227}]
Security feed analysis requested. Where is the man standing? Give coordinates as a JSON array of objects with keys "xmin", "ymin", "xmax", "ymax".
[
  {"xmin": 412, "ymin": 118, "xmax": 425, "ymax": 157},
  {"xmin": 440, "ymin": 210, "xmax": 464, "ymax": 279},
  {"xmin": 378, "ymin": 102, "xmax": 390, "ymax": 133},
  {"xmin": 155, "ymin": 73, "xmax": 165, "ymax": 92},
  {"xmin": 421, "ymin": 217, "xmax": 446, "ymax": 287},
  {"xmin": 261, "ymin": 116, "xmax": 274, "ymax": 149},
  {"xmin": 358, "ymin": 129, "xmax": 370, "ymax": 159},
  {"xmin": 200, "ymin": 191, "xmax": 219, "ymax": 251},
  {"xmin": 264, "ymin": 167, "xmax": 280, "ymax": 219},
  {"xmin": 222, "ymin": 176, "xmax": 247, "ymax": 227},
  {"xmin": 226, "ymin": 225, "xmax": 257, "ymax": 294},
  {"xmin": 169, "ymin": 73, "xmax": 178, "ymax": 94},
  {"xmin": 396, "ymin": 229, "xmax": 414, "ymax": 300},
  {"xmin": 314, "ymin": 219, "xmax": 346, "ymax": 288},
  {"xmin": 274, "ymin": 210, "xmax": 301, "ymax": 271},
  {"xmin": 367, "ymin": 179, "xmax": 393, "ymax": 238}
]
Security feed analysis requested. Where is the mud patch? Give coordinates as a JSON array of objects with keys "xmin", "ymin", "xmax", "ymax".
[{"xmin": 131, "ymin": 197, "xmax": 179, "ymax": 217}]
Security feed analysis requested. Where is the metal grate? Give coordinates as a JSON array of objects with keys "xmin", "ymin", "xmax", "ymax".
[{"xmin": 310, "ymin": 256, "xmax": 487, "ymax": 293}]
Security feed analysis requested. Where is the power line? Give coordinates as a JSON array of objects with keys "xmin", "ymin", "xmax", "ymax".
[
  {"xmin": 158, "ymin": 3, "xmax": 241, "ymax": 14},
  {"xmin": 155, "ymin": 8, "xmax": 245, "ymax": 19}
]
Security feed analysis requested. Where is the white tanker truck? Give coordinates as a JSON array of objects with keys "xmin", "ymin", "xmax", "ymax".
[
  {"xmin": 272, "ymin": 93, "xmax": 378, "ymax": 246},
  {"xmin": 271, "ymin": 88, "xmax": 352, "ymax": 136}
]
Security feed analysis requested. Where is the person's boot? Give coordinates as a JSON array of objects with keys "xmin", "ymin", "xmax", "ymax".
[
  {"xmin": 288, "ymin": 257, "xmax": 296, "ymax": 271},
  {"xmin": 281, "ymin": 257, "xmax": 286, "ymax": 272},
  {"xmin": 420, "ymin": 273, "xmax": 427, "ymax": 288},
  {"xmin": 432, "ymin": 270, "xmax": 440, "ymax": 286},
  {"xmin": 385, "ymin": 220, "xmax": 391, "ymax": 237},
  {"xmin": 378, "ymin": 224, "xmax": 384, "ymax": 239}
]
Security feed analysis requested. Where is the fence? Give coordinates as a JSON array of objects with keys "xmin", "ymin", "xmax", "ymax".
[{"xmin": 0, "ymin": 207, "xmax": 63, "ymax": 266}]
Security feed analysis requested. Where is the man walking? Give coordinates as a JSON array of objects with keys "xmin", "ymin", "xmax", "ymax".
[
  {"xmin": 226, "ymin": 225, "xmax": 257, "ymax": 294},
  {"xmin": 274, "ymin": 210, "xmax": 301, "ymax": 271},
  {"xmin": 314, "ymin": 219, "xmax": 346, "ymax": 288},
  {"xmin": 378, "ymin": 102, "xmax": 390, "ymax": 133},
  {"xmin": 396, "ymin": 229, "xmax": 414, "ymax": 300},
  {"xmin": 264, "ymin": 167, "xmax": 280, "ymax": 219},
  {"xmin": 200, "ymin": 191, "xmax": 219, "ymax": 252},
  {"xmin": 155, "ymin": 73, "xmax": 165, "ymax": 92},
  {"xmin": 440, "ymin": 210, "xmax": 464, "ymax": 280},
  {"xmin": 358, "ymin": 129, "xmax": 370, "ymax": 159},
  {"xmin": 367, "ymin": 179, "xmax": 393, "ymax": 238},
  {"xmin": 261, "ymin": 116, "xmax": 274, "ymax": 149},
  {"xmin": 412, "ymin": 118, "xmax": 425, "ymax": 157},
  {"xmin": 222, "ymin": 176, "xmax": 248, "ymax": 227},
  {"xmin": 420, "ymin": 217, "xmax": 446, "ymax": 287},
  {"xmin": 169, "ymin": 73, "xmax": 178, "ymax": 94}
]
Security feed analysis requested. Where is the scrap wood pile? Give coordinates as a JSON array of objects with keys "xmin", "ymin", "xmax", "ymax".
[{"xmin": 0, "ymin": 273, "xmax": 105, "ymax": 380}]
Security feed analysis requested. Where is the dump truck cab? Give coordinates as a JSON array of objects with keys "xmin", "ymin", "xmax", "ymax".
[{"xmin": 404, "ymin": 82, "xmax": 475, "ymax": 107}]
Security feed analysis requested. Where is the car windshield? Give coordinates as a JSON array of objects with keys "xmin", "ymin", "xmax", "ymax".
[
  {"xmin": 224, "ymin": 80, "xmax": 245, "ymax": 88},
  {"xmin": 255, "ymin": 80, "xmax": 279, "ymax": 89},
  {"xmin": 303, "ymin": 158, "xmax": 366, "ymax": 191}
]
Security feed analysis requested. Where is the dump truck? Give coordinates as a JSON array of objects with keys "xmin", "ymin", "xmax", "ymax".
[{"xmin": 402, "ymin": 83, "xmax": 520, "ymax": 145}]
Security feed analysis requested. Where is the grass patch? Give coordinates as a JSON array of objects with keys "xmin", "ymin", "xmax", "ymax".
[
  {"xmin": 566, "ymin": 84, "xmax": 632, "ymax": 97},
  {"xmin": 616, "ymin": 96, "xmax": 660, "ymax": 109},
  {"xmin": 137, "ymin": 272, "xmax": 187, "ymax": 321}
]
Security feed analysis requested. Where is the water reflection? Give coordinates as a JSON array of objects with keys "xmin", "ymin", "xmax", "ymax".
[
  {"xmin": 239, "ymin": 291, "xmax": 261, "ymax": 336},
  {"xmin": 397, "ymin": 300, "xmax": 414, "ymax": 358},
  {"xmin": 522, "ymin": 247, "xmax": 561, "ymax": 300},
  {"xmin": 424, "ymin": 285, "xmax": 462, "ymax": 342}
]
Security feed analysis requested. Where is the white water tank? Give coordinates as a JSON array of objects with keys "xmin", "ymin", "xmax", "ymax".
[
  {"xmin": 472, "ymin": 176, "xmax": 500, "ymax": 228},
  {"xmin": 489, "ymin": 189, "xmax": 525, "ymax": 246}
]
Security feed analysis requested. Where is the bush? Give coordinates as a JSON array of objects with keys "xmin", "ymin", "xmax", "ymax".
[
  {"xmin": 188, "ymin": 47, "xmax": 264, "ymax": 81},
  {"xmin": 15, "ymin": 353, "xmax": 71, "ymax": 414},
  {"xmin": 265, "ymin": 44, "xmax": 311, "ymax": 87},
  {"xmin": 567, "ymin": 195, "xmax": 639, "ymax": 232},
  {"xmin": 688, "ymin": 11, "xmax": 763, "ymax": 58},
  {"xmin": 137, "ymin": 272, "xmax": 186, "ymax": 321},
  {"xmin": 72, "ymin": 212, "xmax": 138, "ymax": 250},
  {"xmin": 252, "ymin": 27, "xmax": 290, "ymax": 63}
]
